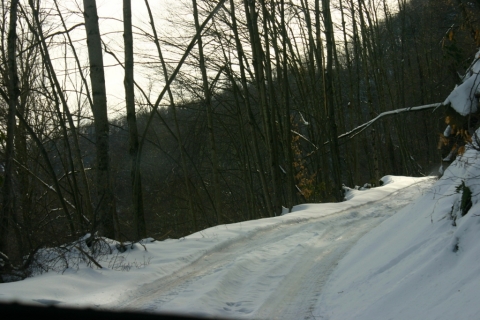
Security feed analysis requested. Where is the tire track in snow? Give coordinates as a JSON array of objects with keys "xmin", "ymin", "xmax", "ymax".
[{"xmin": 118, "ymin": 179, "xmax": 435, "ymax": 319}]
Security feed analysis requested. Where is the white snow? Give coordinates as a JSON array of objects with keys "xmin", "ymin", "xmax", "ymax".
[
  {"xmin": 1, "ymin": 155, "xmax": 480, "ymax": 319},
  {"xmin": 444, "ymin": 124, "xmax": 452, "ymax": 137},
  {"xmin": 316, "ymin": 144, "xmax": 480, "ymax": 320},
  {"xmin": 443, "ymin": 49, "xmax": 480, "ymax": 116}
]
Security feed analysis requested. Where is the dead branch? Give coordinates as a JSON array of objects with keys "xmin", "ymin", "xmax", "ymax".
[
  {"xmin": 75, "ymin": 246, "xmax": 103, "ymax": 269},
  {"xmin": 331, "ymin": 102, "xmax": 443, "ymax": 144}
]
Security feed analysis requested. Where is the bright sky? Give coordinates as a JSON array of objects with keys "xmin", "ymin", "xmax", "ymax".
[
  {"xmin": 44, "ymin": 0, "xmax": 185, "ymax": 118},
  {"xmin": 44, "ymin": 0, "xmax": 401, "ymax": 118}
]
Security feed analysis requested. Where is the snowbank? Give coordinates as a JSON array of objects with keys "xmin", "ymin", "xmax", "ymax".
[{"xmin": 316, "ymin": 144, "xmax": 480, "ymax": 319}]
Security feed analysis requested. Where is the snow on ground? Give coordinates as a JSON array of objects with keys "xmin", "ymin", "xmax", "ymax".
[
  {"xmin": 0, "ymin": 175, "xmax": 434, "ymax": 319},
  {"xmin": 315, "ymin": 146, "xmax": 480, "ymax": 320},
  {"xmin": 116, "ymin": 178, "xmax": 434, "ymax": 319}
]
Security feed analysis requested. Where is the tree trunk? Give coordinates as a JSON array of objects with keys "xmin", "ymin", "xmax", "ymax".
[
  {"xmin": 83, "ymin": 0, "xmax": 115, "ymax": 238},
  {"xmin": 192, "ymin": 0, "xmax": 222, "ymax": 225},
  {"xmin": 123, "ymin": 0, "xmax": 146, "ymax": 240},
  {"xmin": 322, "ymin": 0, "xmax": 343, "ymax": 201},
  {"xmin": 259, "ymin": 0, "xmax": 282, "ymax": 216},
  {"xmin": 245, "ymin": 0, "xmax": 279, "ymax": 216},
  {"xmin": 230, "ymin": 0, "xmax": 273, "ymax": 216},
  {"xmin": 0, "ymin": 0, "xmax": 19, "ymax": 258},
  {"xmin": 280, "ymin": 0, "xmax": 296, "ymax": 212},
  {"xmin": 53, "ymin": 0, "xmax": 94, "ymax": 226}
]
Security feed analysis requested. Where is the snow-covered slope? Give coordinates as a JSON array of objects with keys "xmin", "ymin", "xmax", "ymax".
[{"xmin": 315, "ymin": 146, "xmax": 480, "ymax": 319}]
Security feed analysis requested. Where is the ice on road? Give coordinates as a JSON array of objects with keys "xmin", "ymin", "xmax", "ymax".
[{"xmin": 118, "ymin": 178, "xmax": 434, "ymax": 319}]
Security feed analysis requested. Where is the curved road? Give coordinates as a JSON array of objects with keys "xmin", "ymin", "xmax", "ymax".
[{"xmin": 118, "ymin": 179, "xmax": 435, "ymax": 319}]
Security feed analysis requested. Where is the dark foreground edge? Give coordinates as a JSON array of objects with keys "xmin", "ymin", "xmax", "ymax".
[{"xmin": 0, "ymin": 302, "xmax": 229, "ymax": 320}]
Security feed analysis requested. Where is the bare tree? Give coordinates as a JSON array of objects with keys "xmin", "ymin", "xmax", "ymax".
[
  {"xmin": 83, "ymin": 0, "xmax": 115, "ymax": 238},
  {"xmin": 124, "ymin": 0, "xmax": 146, "ymax": 239},
  {"xmin": 144, "ymin": 0, "xmax": 197, "ymax": 231},
  {"xmin": 0, "ymin": 0, "xmax": 19, "ymax": 259},
  {"xmin": 192, "ymin": 0, "xmax": 223, "ymax": 225},
  {"xmin": 322, "ymin": 0, "xmax": 343, "ymax": 200}
]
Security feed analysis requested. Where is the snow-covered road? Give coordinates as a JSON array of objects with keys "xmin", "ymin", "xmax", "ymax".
[{"xmin": 118, "ymin": 179, "xmax": 434, "ymax": 319}]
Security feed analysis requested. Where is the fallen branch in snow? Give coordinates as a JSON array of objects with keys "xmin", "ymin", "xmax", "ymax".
[
  {"xmin": 156, "ymin": 230, "xmax": 173, "ymax": 241},
  {"xmin": 75, "ymin": 246, "xmax": 103, "ymax": 269}
]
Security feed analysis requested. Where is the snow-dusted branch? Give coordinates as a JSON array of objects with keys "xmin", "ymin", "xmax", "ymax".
[
  {"xmin": 13, "ymin": 158, "xmax": 76, "ymax": 210},
  {"xmin": 331, "ymin": 102, "xmax": 443, "ymax": 144},
  {"xmin": 291, "ymin": 129, "xmax": 319, "ymax": 151}
]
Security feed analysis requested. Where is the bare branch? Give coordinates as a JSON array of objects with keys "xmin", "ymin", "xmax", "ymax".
[{"xmin": 332, "ymin": 103, "xmax": 443, "ymax": 144}]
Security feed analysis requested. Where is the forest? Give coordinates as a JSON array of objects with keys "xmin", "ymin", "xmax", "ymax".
[{"xmin": 0, "ymin": 0, "xmax": 480, "ymax": 280}]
